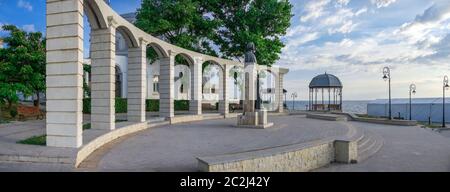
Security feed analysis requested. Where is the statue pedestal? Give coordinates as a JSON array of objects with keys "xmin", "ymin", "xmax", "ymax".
[{"xmin": 237, "ymin": 110, "xmax": 273, "ymax": 129}]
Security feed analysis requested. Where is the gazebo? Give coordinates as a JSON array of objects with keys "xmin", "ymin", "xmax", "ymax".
[{"xmin": 308, "ymin": 73, "xmax": 343, "ymax": 111}]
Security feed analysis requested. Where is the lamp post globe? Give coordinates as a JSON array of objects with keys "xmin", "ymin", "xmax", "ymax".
[
  {"xmin": 291, "ymin": 92, "xmax": 298, "ymax": 111},
  {"xmin": 443, "ymin": 76, "xmax": 449, "ymax": 128},
  {"xmin": 382, "ymin": 67, "xmax": 392, "ymax": 120},
  {"xmin": 409, "ymin": 84, "xmax": 416, "ymax": 120}
]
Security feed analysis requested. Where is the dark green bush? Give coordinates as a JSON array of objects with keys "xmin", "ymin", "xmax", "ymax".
[
  {"xmin": 82, "ymin": 98, "xmax": 190, "ymax": 113},
  {"xmin": 175, "ymin": 100, "xmax": 189, "ymax": 111},
  {"xmin": 115, "ymin": 98, "xmax": 127, "ymax": 113},
  {"xmin": 83, "ymin": 98, "xmax": 91, "ymax": 114},
  {"xmin": 146, "ymin": 99, "xmax": 159, "ymax": 112},
  {"xmin": 9, "ymin": 108, "xmax": 18, "ymax": 118}
]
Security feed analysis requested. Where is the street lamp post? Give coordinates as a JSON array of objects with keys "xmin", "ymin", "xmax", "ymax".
[
  {"xmin": 383, "ymin": 67, "xmax": 392, "ymax": 120},
  {"xmin": 291, "ymin": 92, "xmax": 298, "ymax": 111},
  {"xmin": 443, "ymin": 76, "xmax": 449, "ymax": 128},
  {"xmin": 409, "ymin": 84, "xmax": 416, "ymax": 120}
]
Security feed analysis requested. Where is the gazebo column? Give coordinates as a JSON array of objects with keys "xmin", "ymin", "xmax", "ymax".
[
  {"xmin": 127, "ymin": 45, "xmax": 147, "ymax": 122},
  {"xmin": 90, "ymin": 27, "xmax": 116, "ymax": 130},
  {"xmin": 276, "ymin": 73, "xmax": 285, "ymax": 113},
  {"xmin": 46, "ymin": 0, "xmax": 84, "ymax": 148},
  {"xmin": 190, "ymin": 57, "xmax": 203, "ymax": 115},
  {"xmin": 328, "ymin": 88, "xmax": 331, "ymax": 111},
  {"xmin": 159, "ymin": 53, "xmax": 175, "ymax": 119},
  {"xmin": 219, "ymin": 64, "xmax": 229, "ymax": 116}
]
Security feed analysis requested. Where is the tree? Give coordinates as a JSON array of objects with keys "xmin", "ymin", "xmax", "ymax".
[
  {"xmin": 207, "ymin": 0, "xmax": 293, "ymax": 66},
  {"xmin": 135, "ymin": 0, "xmax": 293, "ymax": 66},
  {"xmin": 0, "ymin": 25, "xmax": 46, "ymax": 108},
  {"xmin": 135, "ymin": 0, "xmax": 220, "ymax": 64}
]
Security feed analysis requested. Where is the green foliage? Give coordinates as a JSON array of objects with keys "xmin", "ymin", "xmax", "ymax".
[
  {"xmin": 0, "ymin": 25, "xmax": 46, "ymax": 107},
  {"xmin": 9, "ymin": 108, "xmax": 18, "ymax": 118},
  {"xmin": 83, "ymin": 99, "xmax": 189, "ymax": 113},
  {"xmin": 135, "ymin": 0, "xmax": 293, "ymax": 66},
  {"xmin": 17, "ymin": 135, "xmax": 46, "ymax": 146},
  {"xmin": 83, "ymin": 98, "xmax": 127, "ymax": 114},
  {"xmin": 146, "ymin": 99, "xmax": 159, "ymax": 112},
  {"xmin": 115, "ymin": 98, "xmax": 128, "ymax": 113},
  {"xmin": 136, "ymin": 0, "xmax": 220, "ymax": 63},
  {"xmin": 83, "ymin": 98, "xmax": 91, "ymax": 114},
  {"xmin": 83, "ymin": 64, "xmax": 91, "ymax": 98},
  {"xmin": 175, "ymin": 100, "xmax": 189, "ymax": 111},
  {"xmin": 83, "ymin": 123, "xmax": 91, "ymax": 130}
]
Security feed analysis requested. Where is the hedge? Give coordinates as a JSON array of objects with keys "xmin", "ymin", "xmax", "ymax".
[{"xmin": 83, "ymin": 98, "xmax": 189, "ymax": 114}]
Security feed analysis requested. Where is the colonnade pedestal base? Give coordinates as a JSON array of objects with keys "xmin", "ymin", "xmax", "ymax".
[{"xmin": 237, "ymin": 110, "xmax": 274, "ymax": 129}]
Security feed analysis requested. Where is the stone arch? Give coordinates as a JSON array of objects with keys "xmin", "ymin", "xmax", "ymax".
[
  {"xmin": 203, "ymin": 60, "xmax": 224, "ymax": 72},
  {"xmin": 147, "ymin": 42, "xmax": 169, "ymax": 58},
  {"xmin": 84, "ymin": 0, "xmax": 108, "ymax": 30},
  {"xmin": 116, "ymin": 26, "xmax": 139, "ymax": 48},
  {"xmin": 175, "ymin": 52, "xmax": 195, "ymax": 66}
]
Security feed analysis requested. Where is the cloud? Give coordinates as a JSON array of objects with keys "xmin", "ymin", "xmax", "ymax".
[
  {"xmin": 22, "ymin": 24, "xmax": 35, "ymax": 32},
  {"xmin": 336, "ymin": 0, "xmax": 351, "ymax": 6},
  {"xmin": 17, "ymin": 0, "xmax": 33, "ymax": 11},
  {"xmin": 284, "ymin": 32, "xmax": 320, "ymax": 48},
  {"xmin": 371, "ymin": 0, "xmax": 397, "ymax": 8},
  {"xmin": 300, "ymin": 0, "xmax": 330, "ymax": 22}
]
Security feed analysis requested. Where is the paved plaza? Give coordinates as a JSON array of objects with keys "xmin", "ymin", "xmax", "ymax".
[
  {"xmin": 316, "ymin": 122, "xmax": 450, "ymax": 172},
  {"xmin": 2, "ymin": 115, "xmax": 450, "ymax": 172}
]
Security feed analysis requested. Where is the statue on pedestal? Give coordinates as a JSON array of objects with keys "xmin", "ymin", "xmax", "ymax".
[{"xmin": 237, "ymin": 43, "xmax": 273, "ymax": 129}]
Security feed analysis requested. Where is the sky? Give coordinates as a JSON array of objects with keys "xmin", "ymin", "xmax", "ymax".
[{"xmin": 1, "ymin": 0, "xmax": 450, "ymax": 100}]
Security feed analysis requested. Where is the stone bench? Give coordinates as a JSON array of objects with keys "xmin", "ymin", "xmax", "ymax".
[
  {"xmin": 306, "ymin": 113, "xmax": 347, "ymax": 121},
  {"xmin": 197, "ymin": 137, "xmax": 360, "ymax": 172}
]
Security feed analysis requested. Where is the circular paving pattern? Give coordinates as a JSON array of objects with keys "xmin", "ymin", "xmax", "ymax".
[{"xmin": 92, "ymin": 115, "xmax": 350, "ymax": 172}]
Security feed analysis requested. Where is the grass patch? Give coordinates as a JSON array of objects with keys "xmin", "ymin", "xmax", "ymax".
[
  {"xmin": 418, "ymin": 122, "xmax": 444, "ymax": 129},
  {"xmin": 17, "ymin": 135, "xmax": 46, "ymax": 146}
]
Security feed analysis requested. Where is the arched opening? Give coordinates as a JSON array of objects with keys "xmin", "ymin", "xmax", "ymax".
[
  {"xmin": 145, "ymin": 43, "xmax": 170, "ymax": 118},
  {"xmin": 258, "ymin": 70, "xmax": 278, "ymax": 111},
  {"xmin": 82, "ymin": 1, "xmax": 120, "ymax": 130},
  {"xmin": 228, "ymin": 66, "xmax": 244, "ymax": 113},
  {"xmin": 173, "ymin": 53, "xmax": 193, "ymax": 115},
  {"xmin": 202, "ymin": 61, "xmax": 224, "ymax": 113}
]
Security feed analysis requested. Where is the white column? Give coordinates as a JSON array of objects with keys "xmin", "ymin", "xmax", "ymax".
[
  {"xmin": 46, "ymin": 0, "xmax": 84, "ymax": 148},
  {"xmin": 127, "ymin": 46, "xmax": 147, "ymax": 122},
  {"xmin": 159, "ymin": 54, "xmax": 175, "ymax": 119},
  {"xmin": 190, "ymin": 58, "xmax": 202, "ymax": 115},
  {"xmin": 90, "ymin": 27, "xmax": 116, "ymax": 130},
  {"xmin": 219, "ymin": 65, "xmax": 229, "ymax": 115},
  {"xmin": 277, "ymin": 74, "xmax": 285, "ymax": 113}
]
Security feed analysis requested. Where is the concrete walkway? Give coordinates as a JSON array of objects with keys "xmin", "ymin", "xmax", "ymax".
[
  {"xmin": 316, "ymin": 122, "xmax": 450, "ymax": 172},
  {"xmin": 85, "ymin": 115, "xmax": 350, "ymax": 172}
]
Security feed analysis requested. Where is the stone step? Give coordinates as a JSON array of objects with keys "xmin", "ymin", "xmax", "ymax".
[
  {"xmin": 147, "ymin": 118, "xmax": 169, "ymax": 128},
  {"xmin": 357, "ymin": 130, "xmax": 384, "ymax": 162},
  {"xmin": 147, "ymin": 117, "xmax": 166, "ymax": 123}
]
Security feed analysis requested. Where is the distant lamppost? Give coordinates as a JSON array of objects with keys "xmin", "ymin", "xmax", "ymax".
[
  {"xmin": 291, "ymin": 92, "xmax": 298, "ymax": 111},
  {"xmin": 409, "ymin": 84, "xmax": 416, "ymax": 120},
  {"xmin": 382, "ymin": 67, "xmax": 392, "ymax": 120},
  {"xmin": 443, "ymin": 76, "xmax": 449, "ymax": 128}
]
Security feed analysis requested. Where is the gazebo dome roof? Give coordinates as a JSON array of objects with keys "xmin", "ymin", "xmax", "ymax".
[{"xmin": 309, "ymin": 73, "xmax": 343, "ymax": 88}]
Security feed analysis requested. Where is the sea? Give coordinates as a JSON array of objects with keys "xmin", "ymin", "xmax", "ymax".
[{"xmin": 286, "ymin": 100, "xmax": 370, "ymax": 114}]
